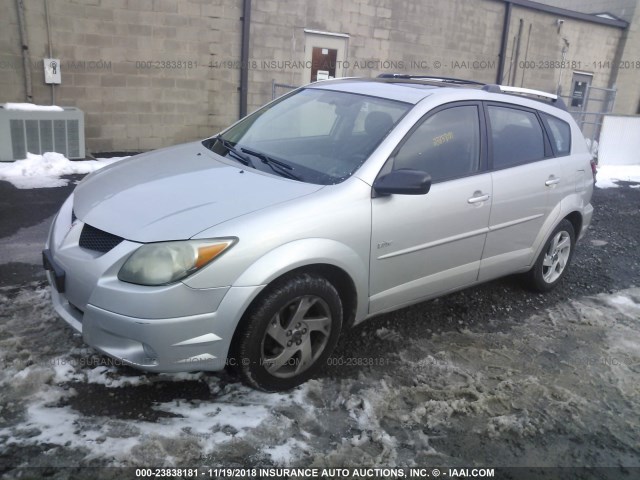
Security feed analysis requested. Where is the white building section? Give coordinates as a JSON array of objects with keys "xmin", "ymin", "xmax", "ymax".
[{"xmin": 598, "ymin": 115, "xmax": 640, "ymax": 166}]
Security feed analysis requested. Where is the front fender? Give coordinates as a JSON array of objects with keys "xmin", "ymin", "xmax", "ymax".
[{"xmin": 233, "ymin": 238, "xmax": 369, "ymax": 324}]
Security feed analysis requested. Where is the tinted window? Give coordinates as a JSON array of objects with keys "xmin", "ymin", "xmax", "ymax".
[
  {"xmin": 392, "ymin": 106, "xmax": 481, "ymax": 182},
  {"xmin": 488, "ymin": 106, "xmax": 545, "ymax": 168},
  {"xmin": 353, "ymin": 102, "xmax": 407, "ymax": 134},
  {"xmin": 543, "ymin": 114, "xmax": 571, "ymax": 156}
]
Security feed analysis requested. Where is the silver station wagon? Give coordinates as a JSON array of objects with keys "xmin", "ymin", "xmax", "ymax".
[{"xmin": 44, "ymin": 75, "xmax": 595, "ymax": 391}]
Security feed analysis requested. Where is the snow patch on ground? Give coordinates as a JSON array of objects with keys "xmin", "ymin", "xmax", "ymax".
[
  {"xmin": 0, "ymin": 284, "xmax": 311, "ymax": 467},
  {"xmin": 2, "ymin": 102, "xmax": 64, "ymax": 112},
  {"xmin": 0, "ymin": 152, "xmax": 127, "ymax": 189},
  {"xmin": 595, "ymin": 164, "xmax": 640, "ymax": 189}
]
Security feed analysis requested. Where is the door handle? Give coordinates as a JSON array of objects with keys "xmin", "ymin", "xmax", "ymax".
[
  {"xmin": 545, "ymin": 176, "xmax": 561, "ymax": 186},
  {"xmin": 467, "ymin": 193, "xmax": 490, "ymax": 204}
]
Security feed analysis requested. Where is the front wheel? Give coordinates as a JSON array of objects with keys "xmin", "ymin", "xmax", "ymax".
[
  {"xmin": 233, "ymin": 274, "xmax": 342, "ymax": 391},
  {"xmin": 525, "ymin": 219, "xmax": 576, "ymax": 292}
]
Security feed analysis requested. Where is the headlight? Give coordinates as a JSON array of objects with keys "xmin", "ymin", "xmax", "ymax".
[{"xmin": 118, "ymin": 238, "xmax": 236, "ymax": 286}]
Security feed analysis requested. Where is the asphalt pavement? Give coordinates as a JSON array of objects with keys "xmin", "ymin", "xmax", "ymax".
[
  {"xmin": 0, "ymin": 175, "xmax": 78, "ymax": 287},
  {"xmin": 0, "ymin": 175, "xmax": 639, "ymax": 474}
]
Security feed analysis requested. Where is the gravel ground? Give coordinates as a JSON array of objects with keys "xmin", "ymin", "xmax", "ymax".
[
  {"xmin": 0, "ymin": 181, "xmax": 638, "ymax": 478},
  {"xmin": 326, "ymin": 184, "xmax": 640, "ymax": 379}
]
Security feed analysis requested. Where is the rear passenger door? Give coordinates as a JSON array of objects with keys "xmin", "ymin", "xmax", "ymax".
[{"xmin": 478, "ymin": 103, "xmax": 563, "ymax": 281}]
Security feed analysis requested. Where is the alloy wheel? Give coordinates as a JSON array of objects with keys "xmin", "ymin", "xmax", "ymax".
[
  {"xmin": 260, "ymin": 295, "xmax": 332, "ymax": 378},
  {"xmin": 542, "ymin": 230, "xmax": 571, "ymax": 283}
]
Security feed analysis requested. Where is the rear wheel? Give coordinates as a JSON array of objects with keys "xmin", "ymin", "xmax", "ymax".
[
  {"xmin": 233, "ymin": 274, "xmax": 342, "ymax": 391},
  {"xmin": 525, "ymin": 219, "xmax": 575, "ymax": 292}
]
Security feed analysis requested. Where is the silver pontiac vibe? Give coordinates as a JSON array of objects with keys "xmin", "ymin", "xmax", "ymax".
[{"xmin": 44, "ymin": 77, "xmax": 594, "ymax": 391}]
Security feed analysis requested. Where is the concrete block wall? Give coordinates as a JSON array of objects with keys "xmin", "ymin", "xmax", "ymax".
[
  {"xmin": 246, "ymin": 0, "xmax": 505, "ymax": 112},
  {"xmin": 0, "ymin": 0, "xmax": 26, "ymax": 105},
  {"xmin": 0, "ymin": 0, "xmax": 241, "ymax": 154},
  {"xmin": 503, "ymin": 5, "xmax": 622, "ymax": 95},
  {"xmin": 246, "ymin": 0, "xmax": 622, "ymax": 113},
  {"xmin": 0, "ymin": 0, "xmax": 630, "ymax": 154},
  {"xmin": 386, "ymin": 0, "xmax": 503, "ymax": 83}
]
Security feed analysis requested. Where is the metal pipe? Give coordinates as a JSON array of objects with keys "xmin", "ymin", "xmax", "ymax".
[
  {"xmin": 44, "ymin": 0, "xmax": 55, "ymax": 104},
  {"xmin": 511, "ymin": 19, "xmax": 524, "ymax": 86},
  {"xmin": 520, "ymin": 23, "xmax": 532, "ymax": 87},
  {"xmin": 15, "ymin": 0, "xmax": 33, "ymax": 102},
  {"xmin": 239, "ymin": 0, "xmax": 251, "ymax": 118},
  {"xmin": 555, "ymin": 37, "xmax": 570, "ymax": 95},
  {"xmin": 496, "ymin": 1, "xmax": 512, "ymax": 84},
  {"xmin": 505, "ymin": 35, "xmax": 516, "ymax": 87}
]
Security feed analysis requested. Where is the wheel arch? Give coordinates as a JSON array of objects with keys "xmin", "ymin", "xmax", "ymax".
[
  {"xmin": 225, "ymin": 239, "xmax": 368, "ymax": 363},
  {"xmin": 564, "ymin": 210, "xmax": 583, "ymax": 239},
  {"xmin": 237, "ymin": 262, "xmax": 358, "ymax": 330},
  {"xmin": 232, "ymin": 238, "xmax": 368, "ymax": 323},
  {"xmin": 227, "ymin": 262, "xmax": 360, "ymax": 368}
]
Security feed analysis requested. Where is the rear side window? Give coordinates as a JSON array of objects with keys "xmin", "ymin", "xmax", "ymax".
[
  {"xmin": 392, "ymin": 105, "xmax": 481, "ymax": 183},
  {"xmin": 542, "ymin": 114, "xmax": 571, "ymax": 156},
  {"xmin": 488, "ymin": 106, "xmax": 545, "ymax": 169}
]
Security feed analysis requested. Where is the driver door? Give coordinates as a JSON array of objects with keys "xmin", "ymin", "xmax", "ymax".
[{"xmin": 369, "ymin": 102, "xmax": 492, "ymax": 314}]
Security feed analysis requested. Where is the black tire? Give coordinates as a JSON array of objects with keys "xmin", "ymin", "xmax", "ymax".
[
  {"xmin": 525, "ymin": 219, "xmax": 576, "ymax": 292},
  {"xmin": 233, "ymin": 273, "xmax": 342, "ymax": 391}
]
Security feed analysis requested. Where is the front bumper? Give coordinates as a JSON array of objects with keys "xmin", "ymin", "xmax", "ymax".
[
  {"xmin": 44, "ymin": 196, "xmax": 264, "ymax": 372},
  {"xmin": 45, "ymin": 259, "xmax": 264, "ymax": 373}
]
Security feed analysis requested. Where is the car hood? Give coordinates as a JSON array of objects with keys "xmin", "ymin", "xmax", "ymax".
[{"xmin": 73, "ymin": 142, "xmax": 323, "ymax": 242}]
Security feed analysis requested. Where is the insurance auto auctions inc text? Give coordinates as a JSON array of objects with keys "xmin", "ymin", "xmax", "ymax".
[{"xmin": 203, "ymin": 467, "xmax": 495, "ymax": 478}]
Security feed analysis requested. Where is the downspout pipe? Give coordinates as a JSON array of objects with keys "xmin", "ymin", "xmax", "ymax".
[
  {"xmin": 44, "ymin": 0, "xmax": 55, "ymax": 104},
  {"xmin": 15, "ymin": 0, "xmax": 33, "ymax": 102},
  {"xmin": 496, "ymin": 1, "xmax": 512, "ymax": 85},
  {"xmin": 239, "ymin": 0, "xmax": 251, "ymax": 118}
]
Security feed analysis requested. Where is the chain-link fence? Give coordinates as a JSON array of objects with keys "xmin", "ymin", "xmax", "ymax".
[
  {"xmin": 271, "ymin": 80, "xmax": 298, "ymax": 100},
  {"xmin": 561, "ymin": 85, "xmax": 617, "ymax": 156}
]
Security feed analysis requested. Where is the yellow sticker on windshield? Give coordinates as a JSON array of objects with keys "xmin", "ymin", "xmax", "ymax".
[{"xmin": 433, "ymin": 131, "xmax": 454, "ymax": 146}]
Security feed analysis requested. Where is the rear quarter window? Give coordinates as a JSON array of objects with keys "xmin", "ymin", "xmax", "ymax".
[{"xmin": 542, "ymin": 114, "xmax": 572, "ymax": 156}]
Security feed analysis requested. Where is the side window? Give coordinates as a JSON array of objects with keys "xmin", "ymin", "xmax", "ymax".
[
  {"xmin": 353, "ymin": 102, "xmax": 407, "ymax": 134},
  {"xmin": 542, "ymin": 114, "xmax": 571, "ymax": 156},
  {"xmin": 392, "ymin": 105, "xmax": 481, "ymax": 183},
  {"xmin": 488, "ymin": 106, "xmax": 545, "ymax": 169}
]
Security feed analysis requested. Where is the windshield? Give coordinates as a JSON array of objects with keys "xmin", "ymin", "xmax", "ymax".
[{"xmin": 206, "ymin": 88, "xmax": 411, "ymax": 185}]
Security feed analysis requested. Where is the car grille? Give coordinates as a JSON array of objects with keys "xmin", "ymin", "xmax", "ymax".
[{"xmin": 79, "ymin": 224, "xmax": 124, "ymax": 253}]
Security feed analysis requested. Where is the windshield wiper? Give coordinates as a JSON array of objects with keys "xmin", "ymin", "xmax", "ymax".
[
  {"xmin": 240, "ymin": 147, "xmax": 301, "ymax": 181},
  {"xmin": 214, "ymin": 135, "xmax": 254, "ymax": 168}
]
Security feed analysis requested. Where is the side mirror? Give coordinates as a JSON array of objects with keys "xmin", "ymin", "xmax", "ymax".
[{"xmin": 373, "ymin": 169, "xmax": 431, "ymax": 196}]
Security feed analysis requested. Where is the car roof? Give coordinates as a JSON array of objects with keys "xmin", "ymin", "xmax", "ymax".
[
  {"xmin": 309, "ymin": 77, "xmax": 439, "ymax": 104},
  {"xmin": 309, "ymin": 76, "xmax": 568, "ymax": 113}
]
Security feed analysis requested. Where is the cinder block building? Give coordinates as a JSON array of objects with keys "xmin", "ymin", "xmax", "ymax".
[{"xmin": 1, "ymin": 0, "xmax": 637, "ymax": 154}]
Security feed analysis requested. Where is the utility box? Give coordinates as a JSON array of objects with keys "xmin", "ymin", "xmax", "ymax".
[{"xmin": 0, "ymin": 106, "xmax": 85, "ymax": 161}]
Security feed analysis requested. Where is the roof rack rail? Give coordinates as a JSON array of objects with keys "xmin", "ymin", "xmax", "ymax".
[
  {"xmin": 377, "ymin": 73, "xmax": 486, "ymax": 86},
  {"xmin": 482, "ymin": 84, "xmax": 567, "ymax": 110}
]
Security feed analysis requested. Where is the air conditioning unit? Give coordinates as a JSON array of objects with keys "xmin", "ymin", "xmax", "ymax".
[{"xmin": 0, "ymin": 106, "xmax": 85, "ymax": 161}]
